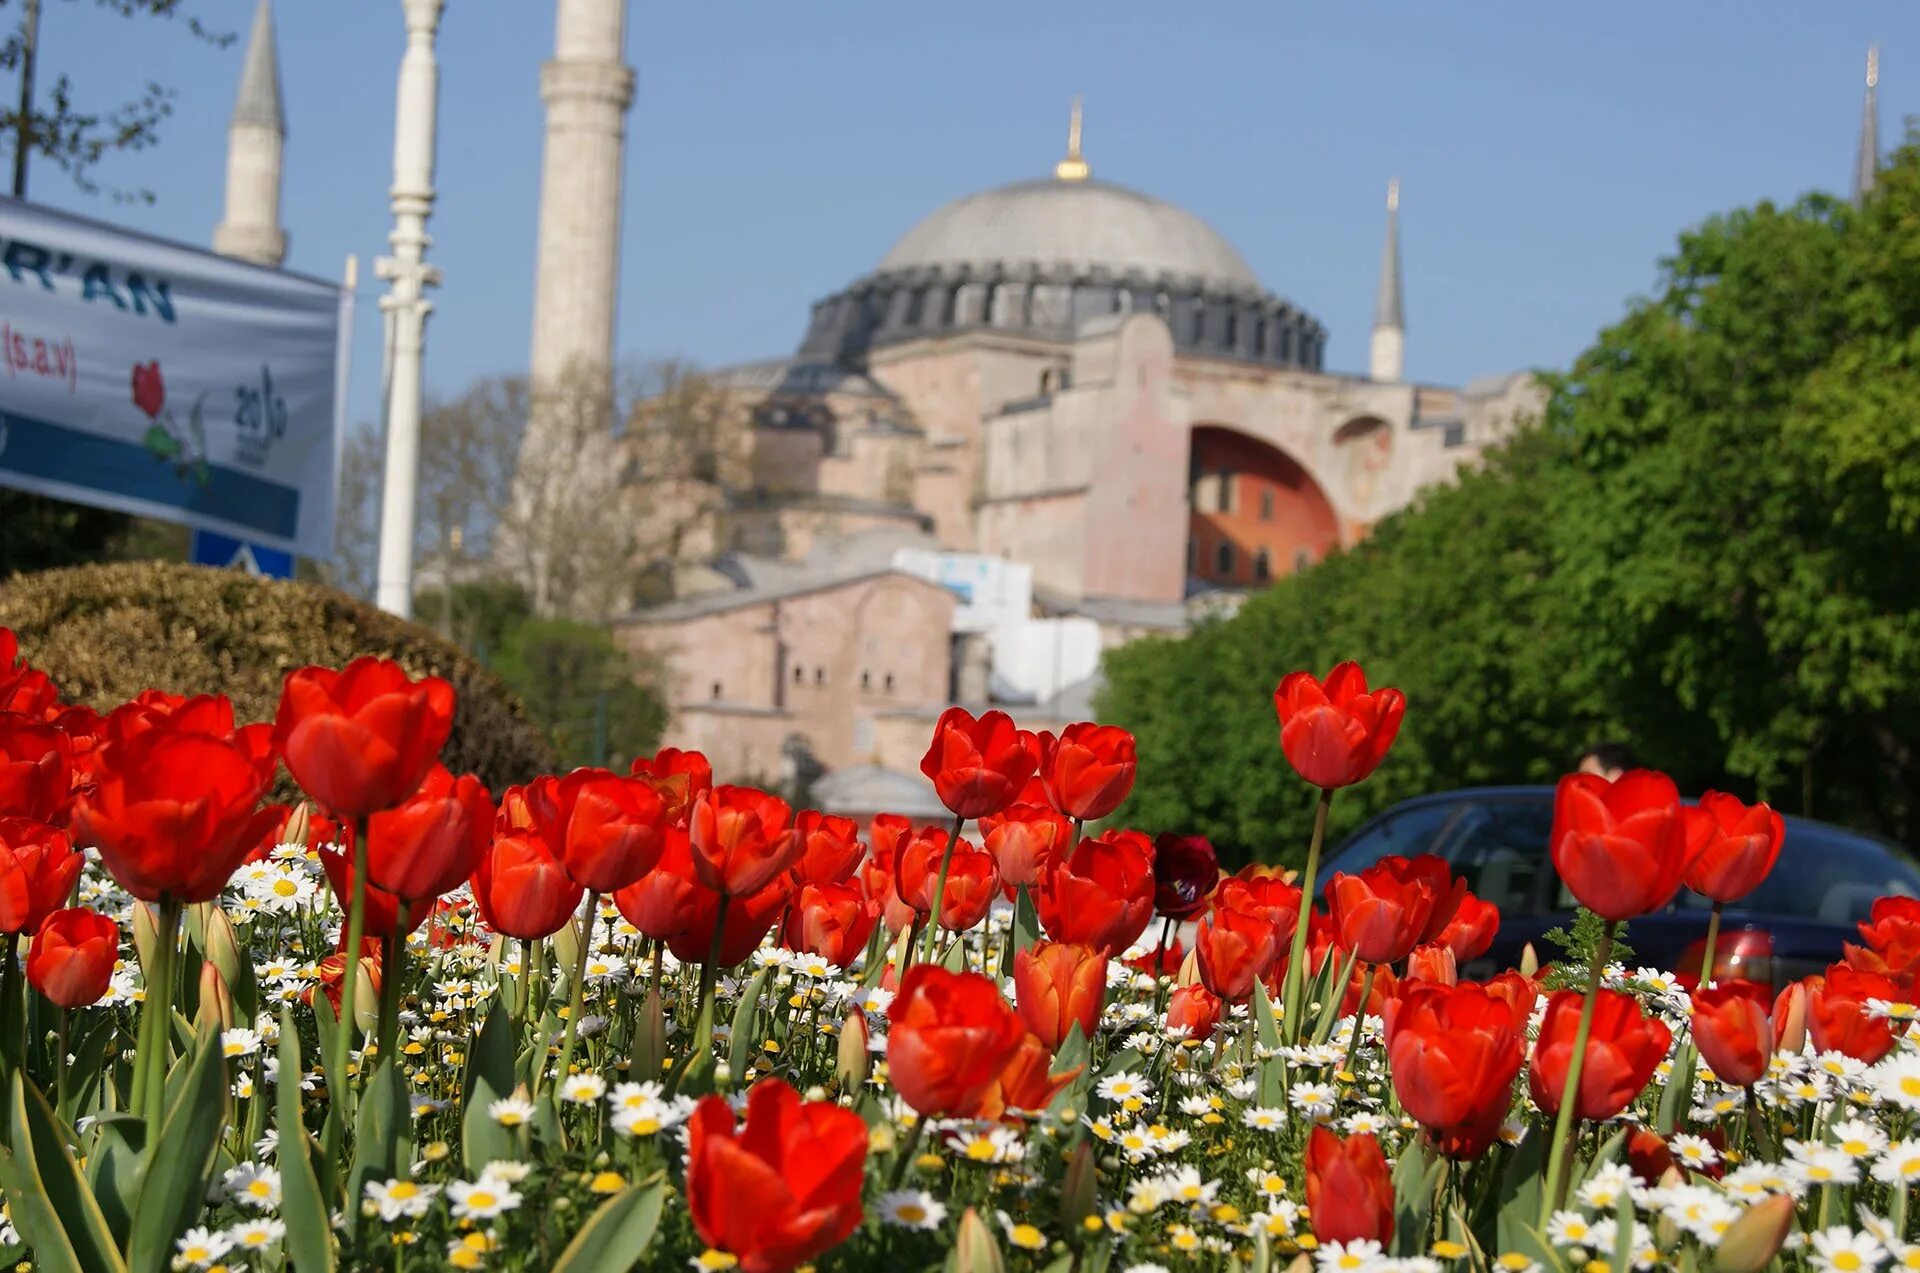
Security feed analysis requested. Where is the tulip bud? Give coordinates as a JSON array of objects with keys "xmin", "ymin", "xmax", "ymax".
[
  {"xmin": 197, "ymin": 963, "xmax": 234, "ymax": 1033},
  {"xmin": 353, "ymin": 959, "xmax": 379, "ymax": 1037},
  {"xmin": 551, "ymin": 914, "xmax": 582, "ymax": 986},
  {"xmin": 1518, "ymin": 943, "xmax": 1539, "ymax": 978},
  {"xmin": 1715, "ymin": 1194, "xmax": 1794, "ymax": 1273},
  {"xmin": 203, "ymin": 905, "xmax": 243, "ymax": 988},
  {"xmin": 1652, "ymin": 1166, "xmax": 1685, "ymax": 1250},
  {"xmin": 836, "ymin": 1006, "xmax": 870, "ymax": 1090},
  {"xmin": 1058, "ymin": 1140, "xmax": 1097, "ymax": 1231},
  {"xmin": 951, "ymin": 1208, "xmax": 1006, "ymax": 1273},
  {"xmin": 283, "ymin": 802, "xmax": 312, "ymax": 849},
  {"xmin": 131, "ymin": 901, "xmax": 159, "ymax": 980},
  {"xmin": 1175, "ymin": 947, "xmax": 1200, "ymax": 988},
  {"xmin": 1773, "ymin": 982, "xmax": 1809, "ymax": 1056},
  {"xmin": 184, "ymin": 901, "xmax": 212, "ymax": 955}
]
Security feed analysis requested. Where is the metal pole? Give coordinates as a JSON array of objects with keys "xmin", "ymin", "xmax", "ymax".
[
  {"xmin": 373, "ymin": 0, "xmax": 445, "ymax": 618},
  {"xmin": 12, "ymin": 0, "xmax": 40, "ymax": 198}
]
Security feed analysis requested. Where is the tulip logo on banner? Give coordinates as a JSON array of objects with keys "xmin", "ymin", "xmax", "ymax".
[{"xmin": 132, "ymin": 359, "xmax": 211, "ymax": 487}]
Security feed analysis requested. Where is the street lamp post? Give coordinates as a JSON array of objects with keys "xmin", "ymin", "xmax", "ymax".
[{"xmin": 374, "ymin": 0, "xmax": 445, "ymax": 619}]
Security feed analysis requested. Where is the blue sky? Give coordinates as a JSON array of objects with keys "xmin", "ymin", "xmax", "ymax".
[{"xmin": 19, "ymin": 1, "xmax": 1919, "ymax": 429}]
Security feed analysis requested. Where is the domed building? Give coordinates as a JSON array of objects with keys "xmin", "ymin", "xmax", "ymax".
[{"xmin": 617, "ymin": 105, "xmax": 1541, "ymax": 784}]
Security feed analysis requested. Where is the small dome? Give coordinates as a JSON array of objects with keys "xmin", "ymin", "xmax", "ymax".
[{"xmin": 878, "ymin": 177, "xmax": 1260, "ymax": 291}]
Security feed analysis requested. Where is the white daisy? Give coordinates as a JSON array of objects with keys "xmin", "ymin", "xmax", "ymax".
[
  {"xmin": 366, "ymin": 1177, "xmax": 439, "ymax": 1220},
  {"xmin": 874, "ymin": 1189, "xmax": 946, "ymax": 1230},
  {"xmin": 447, "ymin": 1176, "xmax": 522, "ymax": 1220}
]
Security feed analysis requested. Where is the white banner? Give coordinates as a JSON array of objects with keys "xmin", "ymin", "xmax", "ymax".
[{"xmin": 0, "ymin": 196, "xmax": 347, "ymax": 559}]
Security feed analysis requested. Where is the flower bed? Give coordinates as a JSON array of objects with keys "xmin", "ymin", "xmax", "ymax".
[{"xmin": 0, "ymin": 638, "xmax": 1910, "ymax": 1272}]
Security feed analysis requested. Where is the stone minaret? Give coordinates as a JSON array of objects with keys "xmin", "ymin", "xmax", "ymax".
[
  {"xmin": 212, "ymin": 0, "xmax": 287, "ymax": 267},
  {"xmin": 1854, "ymin": 44, "xmax": 1881, "ymax": 207},
  {"xmin": 528, "ymin": 0, "xmax": 635, "ymax": 398},
  {"xmin": 1369, "ymin": 179, "xmax": 1404, "ymax": 383}
]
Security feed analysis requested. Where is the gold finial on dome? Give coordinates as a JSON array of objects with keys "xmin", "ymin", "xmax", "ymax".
[
  {"xmin": 1055, "ymin": 95, "xmax": 1089, "ymax": 182},
  {"xmin": 1868, "ymin": 43, "xmax": 1880, "ymax": 89},
  {"xmin": 1387, "ymin": 177, "xmax": 1399, "ymax": 212}
]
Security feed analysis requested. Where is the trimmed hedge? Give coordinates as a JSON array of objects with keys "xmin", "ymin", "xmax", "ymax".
[{"xmin": 0, "ymin": 561, "xmax": 556, "ymax": 795}]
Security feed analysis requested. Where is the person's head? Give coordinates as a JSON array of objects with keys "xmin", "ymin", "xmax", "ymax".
[{"xmin": 1576, "ymin": 741, "xmax": 1635, "ymax": 782}]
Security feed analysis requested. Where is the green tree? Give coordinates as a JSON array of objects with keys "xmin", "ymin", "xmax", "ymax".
[
  {"xmin": 1102, "ymin": 140, "xmax": 1920, "ymax": 864},
  {"xmin": 491, "ymin": 617, "xmax": 667, "ymax": 772}
]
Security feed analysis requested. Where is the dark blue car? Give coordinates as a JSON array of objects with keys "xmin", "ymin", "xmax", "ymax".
[{"xmin": 1322, "ymin": 785, "xmax": 1920, "ymax": 989}]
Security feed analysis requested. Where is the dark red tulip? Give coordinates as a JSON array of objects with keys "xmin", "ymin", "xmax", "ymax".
[
  {"xmin": 1152, "ymin": 833, "xmax": 1220, "ymax": 920},
  {"xmin": 1273, "ymin": 662, "xmax": 1406, "ymax": 790}
]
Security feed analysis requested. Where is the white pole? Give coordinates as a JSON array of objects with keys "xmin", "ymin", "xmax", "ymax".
[{"xmin": 373, "ymin": 0, "xmax": 445, "ymax": 619}]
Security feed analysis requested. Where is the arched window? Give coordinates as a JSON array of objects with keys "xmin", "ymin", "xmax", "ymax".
[
  {"xmin": 792, "ymin": 665, "xmax": 805, "ymax": 685},
  {"xmin": 1216, "ymin": 470, "xmax": 1235, "ymax": 514},
  {"xmin": 1260, "ymin": 489, "xmax": 1275, "ymax": 521},
  {"xmin": 883, "ymin": 672, "xmax": 896, "ymax": 694},
  {"xmin": 1254, "ymin": 548, "xmax": 1272, "ymax": 581},
  {"xmin": 1215, "ymin": 542, "xmax": 1235, "ymax": 577},
  {"xmin": 1189, "ymin": 302, "xmax": 1207, "ymax": 345},
  {"xmin": 1224, "ymin": 310, "xmax": 1239, "ymax": 349},
  {"xmin": 1255, "ymin": 317, "xmax": 1269, "ymax": 356},
  {"xmin": 1039, "ymin": 369, "xmax": 1053, "ymax": 394}
]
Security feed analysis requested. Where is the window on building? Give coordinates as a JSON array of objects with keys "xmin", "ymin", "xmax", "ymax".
[
  {"xmin": 861, "ymin": 670, "xmax": 872, "ymax": 691},
  {"xmin": 1224, "ymin": 311, "xmax": 1239, "ymax": 349},
  {"xmin": 814, "ymin": 667, "xmax": 826, "ymax": 686},
  {"xmin": 792, "ymin": 665, "xmax": 805, "ymax": 685},
  {"xmin": 1254, "ymin": 548, "xmax": 1272, "ymax": 581},
  {"xmin": 1294, "ymin": 547, "xmax": 1313, "ymax": 573},
  {"xmin": 1216, "ymin": 470, "xmax": 1234, "ymax": 514},
  {"xmin": 1189, "ymin": 302, "xmax": 1206, "ymax": 344},
  {"xmin": 1038, "ymin": 369, "xmax": 1053, "ymax": 394},
  {"xmin": 883, "ymin": 672, "xmax": 896, "ymax": 694},
  {"xmin": 1255, "ymin": 317, "xmax": 1269, "ymax": 356},
  {"xmin": 710, "ymin": 681, "xmax": 723, "ymax": 700},
  {"xmin": 1260, "ymin": 489, "xmax": 1274, "ymax": 521},
  {"xmin": 1215, "ymin": 542, "xmax": 1235, "ymax": 577}
]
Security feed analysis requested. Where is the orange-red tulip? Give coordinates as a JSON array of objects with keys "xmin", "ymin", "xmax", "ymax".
[
  {"xmin": 978, "ymin": 803, "xmax": 1071, "ymax": 889},
  {"xmin": 1432, "ymin": 891, "xmax": 1500, "ymax": 962},
  {"xmin": 362, "ymin": 764, "xmax": 493, "ymax": 903},
  {"xmin": 1807, "ymin": 964, "xmax": 1900, "ymax": 1064},
  {"xmin": 1304, "ymin": 1126, "xmax": 1394, "ymax": 1244},
  {"xmin": 0, "ymin": 817, "xmax": 80, "ymax": 935},
  {"xmin": 1194, "ymin": 901, "xmax": 1279, "ymax": 1002},
  {"xmin": 689, "ymin": 785, "xmax": 798, "ymax": 897},
  {"xmin": 1013, "ymin": 940, "xmax": 1106, "ymax": 1050},
  {"xmin": 629, "ymin": 746, "xmax": 712, "ymax": 826},
  {"xmin": 667, "ymin": 876, "xmax": 794, "ymax": 969},
  {"xmin": 1166, "ymin": 983, "xmax": 1223, "ymax": 1041},
  {"xmin": 783, "ymin": 881, "xmax": 876, "ymax": 969},
  {"xmin": 26, "ymin": 906, "xmax": 118, "ymax": 1008},
  {"xmin": 1549, "ymin": 770, "xmax": 1693, "ymax": 921},
  {"xmin": 1385, "ymin": 981, "xmax": 1525, "ymax": 1154},
  {"xmin": 1327, "ymin": 854, "xmax": 1440, "ymax": 965},
  {"xmin": 1690, "ymin": 983, "xmax": 1772, "ymax": 1087},
  {"xmin": 686, "ymin": 1077, "xmax": 867, "ymax": 1273},
  {"xmin": 1845, "ymin": 896, "xmax": 1920, "ymax": 997},
  {"xmin": 789, "ymin": 810, "xmax": 864, "ymax": 887},
  {"xmin": 973, "ymin": 1030, "xmax": 1081, "ymax": 1121},
  {"xmin": 1528, "ymin": 988, "xmax": 1671, "ymax": 1121},
  {"xmin": 273, "ymin": 658, "xmax": 455, "ymax": 818},
  {"xmin": 886, "ymin": 964, "xmax": 1026, "ymax": 1117},
  {"xmin": 1683, "ymin": 792, "xmax": 1784, "ymax": 905},
  {"xmin": 897, "ymin": 828, "xmax": 999, "ymax": 932},
  {"xmin": 919, "ymin": 707, "xmax": 1039, "ymax": 820},
  {"xmin": 1034, "ymin": 828, "xmax": 1156, "ymax": 955},
  {"xmin": 612, "ymin": 825, "xmax": 701, "ymax": 943},
  {"xmin": 1036, "ymin": 722, "xmax": 1137, "ymax": 822},
  {"xmin": 1273, "ymin": 662, "xmax": 1405, "ymax": 790},
  {"xmin": 470, "ymin": 828, "xmax": 583, "ymax": 941}
]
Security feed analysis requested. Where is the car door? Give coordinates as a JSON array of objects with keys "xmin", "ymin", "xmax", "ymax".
[{"xmin": 1429, "ymin": 795, "xmax": 1559, "ymax": 978}]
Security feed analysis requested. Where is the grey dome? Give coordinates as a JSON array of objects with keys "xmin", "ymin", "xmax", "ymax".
[{"xmin": 879, "ymin": 177, "xmax": 1259, "ymax": 290}]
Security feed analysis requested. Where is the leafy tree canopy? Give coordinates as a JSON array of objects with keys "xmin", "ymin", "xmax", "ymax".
[{"xmin": 1101, "ymin": 141, "xmax": 1920, "ymax": 867}]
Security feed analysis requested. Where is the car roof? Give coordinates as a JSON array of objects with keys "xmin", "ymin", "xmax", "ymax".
[{"xmin": 1370, "ymin": 785, "xmax": 1900, "ymax": 851}]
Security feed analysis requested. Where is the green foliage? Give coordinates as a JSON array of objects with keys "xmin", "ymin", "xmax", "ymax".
[
  {"xmin": 1540, "ymin": 908, "xmax": 1635, "ymax": 991},
  {"xmin": 492, "ymin": 615, "xmax": 666, "ymax": 771},
  {"xmin": 1102, "ymin": 140, "xmax": 1920, "ymax": 862}
]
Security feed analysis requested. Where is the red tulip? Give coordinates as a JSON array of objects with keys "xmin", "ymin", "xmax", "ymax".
[
  {"xmin": 687, "ymin": 1078, "xmax": 866, "ymax": 1273},
  {"xmin": 309, "ymin": 937, "xmax": 381, "ymax": 1019},
  {"xmin": 1690, "ymin": 983, "xmax": 1773, "ymax": 1087},
  {"xmin": 0, "ymin": 713, "xmax": 72, "ymax": 824},
  {"xmin": 273, "ymin": 658, "xmax": 455, "ymax": 818},
  {"xmin": 470, "ymin": 829, "xmax": 583, "ymax": 941},
  {"xmin": 856, "ymin": 819, "xmax": 917, "ymax": 934},
  {"xmin": 783, "ymin": 882, "xmax": 876, "ymax": 969},
  {"xmin": 789, "ymin": 810, "xmax": 864, "ymax": 887},
  {"xmin": 613, "ymin": 826, "xmax": 701, "ymax": 942},
  {"xmin": 1549, "ymin": 770, "xmax": 1693, "ymax": 921},
  {"xmin": 689, "ymin": 786, "xmax": 798, "ymax": 897},
  {"xmin": 897, "ymin": 828, "xmax": 999, "ymax": 932},
  {"xmin": 973, "ymin": 1030, "xmax": 1081, "ymax": 1121},
  {"xmin": 886, "ymin": 964, "xmax": 1026, "ymax": 1117},
  {"xmin": 528, "ymin": 769, "xmax": 673, "ymax": 893},
  {"xmin": 1194, "ymin": 902, "xmax": 1279, "ymax": 1002},
  {"xmin": 0, "ymin": 631, "xmax": 58, "ymax": 717},
  {"xmin": 1152, "ymin": 833, "xmax": 1220, "ymax": 920},
  {"xmin": 1013, "ymin": 940, "xmax": 1106, "ymax": 1050},
  {"xmin": 1683, "ymin": 792, "xmax": 1784, "ymax": 905},
  {"xmin": 361, "ymin": 765, "xmax": 493, "ymax": 903},
  {"xmin": 1273, "ymin": 662, "xmax": 1406, "ymax": 790},
  {"xmin": 978, "ymin": 803, "xmax": 1071, "ymax": 889},
  {"xmin": 1433, "ymin": 891, "xmax": 1500, "ymax": 963},
  {"xmin": 1847, "ymin": 896, "xmax": 1920, "ymax": 997},
  {"xmin": 1404, "ymin": 944, "xmax": 1458, "ymax": 986},
  {"xmin": 1036, "ymin": 722, "xmax": 1137, "ymax": 821},
  {"xmin": 26, "ymin": 907, "xmax": 119, "ymax": 1008},
  {"xmin": 69, "ymin": 723, "xmax": 278, "ymax": 904},
  {"xmin": 1215, "ymin": 866, "xmax": 1303, "ymax": 933},
  {"xmin": 105, "ymin": 690, "xmax": 272, "ymax": 762},
  {"xmin": 919, "ymin": 707, "xmax": 1039, "ymax": 820},
  {"xmin": 1484, "ymin": 970, "xmax": 1541, "ymax": 1037},
  {"xmin": 1385, "ymin": 982, "xmax": 1525, "ymax": 1153},
  {"xmin": 0, "ymin": 817, "xmax": 81, "ymax": 934},
  {"xmin": 318, "ymin": 843, "xmax": 432, "ymax": 939},
  {"xmin": 1034, "ymin": 829, "xmax": 1156, "ymax": 955},
  {"xmin": 131, "ymin": 360, "xmax": 165, "ymax": 418},
  {"xmin": 1304, "ymin": 1126, "xmax": 1394, "ymax": 1244},
  {"xmin": 1327, "ymin": 854, "xmax": 1441, "ymax": 965},
  {"xmin": 629, "ymin": 746, "xmax": 712, "ymax": 827},
  {"xmin": 1807, "ymin": 964, "xmax": 1900, "ymax": 1064},
  {"xmin": 1166, "ymin": 983, "xmax": 1223, "ymax": 1041},
  {"xmin": 666, "ymin": 876, "xmax": 792, "ymax": 968},
  {"xmin": 1528, "ymin": 988, "xmax": 1672, "ymax": 1121}
]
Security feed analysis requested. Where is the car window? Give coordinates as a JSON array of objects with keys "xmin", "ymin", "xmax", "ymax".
[
  {"xmin": 1674, "ymin": 823, "xmax": 1920, "ymax": 925},
  {"xmin": 1328, "ymin": 801, "xmax": 1466, "ymax": 876},
  {"xmin": 1436, "ymin": 799, "xmax": 1555, "ymax": 915}
]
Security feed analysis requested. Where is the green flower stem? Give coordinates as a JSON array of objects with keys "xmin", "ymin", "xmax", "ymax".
[
  {"xmin": 887, "ymin": 1114, "xmax": 927, "ymax": 1188},
  {"xmin": 1152, "ymin": 915, "xmax": 1176, "ymax": 1018},
  {"xmin": 1698, "ymin": 902, "xmax": 1724, "ymax": 989},
  {"xmin": 693, "ymin": 893, "xmax": 733, "ymax": 1058},
  {"xmin": 1539, "ymin": 920, "xmax": 1616, "ymax": 1225},
  {"xmin": 919, "ymin": 814, "xmax": 966, "ymax": 965},
  {"xmin": 552, "ymin": 891, "xmax": 601, "ymax": 1092},
  {"xmin": 136, "ymin": 897, "xmax": 183, "ymax": 1135},
  {"xmin": 331, "ymin": 817, "xmax": 372, "ymax": 1119},
  {"xmin": 515, "ymin": 937, "xmax": 536, "ymax": 1034},
  {"xmin": 377, "ymin": 923, "xmax": 405, "ymax": 1066},
  {"xmin": 1280, "ymin": 787, "xmax": 1334, "ymax": 1045},
  {"xmin": 1342, "ymin": 964, "xmax": 1378, "ymax": 1078}
]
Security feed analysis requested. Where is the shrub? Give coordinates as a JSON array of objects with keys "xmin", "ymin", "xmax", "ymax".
[{"xmin": 0, "ymin": 560, "xmax": 556, "ymax": 795}]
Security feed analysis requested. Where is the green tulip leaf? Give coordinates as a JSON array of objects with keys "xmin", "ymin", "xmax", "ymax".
[
  {"xmin": 727, "ymin": 969, "xmax": 770, "ymax": 1082},
  {"xmin": 275, "ymin": 1012, "xmax": 336, "ymax": 1273},
  {"xmin": 4, "ymin": 1071, "xmax": 127, "ymax": 1273},
  {"xmin": 549, "ymin": 1179, "xmax": 666, "ymax": 1273}
]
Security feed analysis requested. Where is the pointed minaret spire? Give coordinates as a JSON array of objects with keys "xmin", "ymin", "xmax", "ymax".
[
  {"xmin": 1855, "ymin": 44, "xmax": 1881, "ymax": 206},
  {"xmin": 1369, "ymin": 179, "xmax": 1405, "ymax": 383},
  {"xmin": 1055, "ymin": 95, "xmax": 1089, "ymax": 182},
  {"xmin": 212, "ymin": 0, "xmax": 287, "ymax": 266}
]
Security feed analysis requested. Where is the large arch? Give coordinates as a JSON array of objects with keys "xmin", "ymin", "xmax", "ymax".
[{"xmin": 1186, "ymin": 425, "xmax": 1340, "ymax": 588}]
